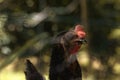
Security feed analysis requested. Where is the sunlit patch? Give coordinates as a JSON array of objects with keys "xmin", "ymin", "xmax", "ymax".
[
  {"xmin": 0, "ymin": 71, "xmax": 25, "ymax": 80},
  {"xmin": 77, "ymin": 51, "xmax": 90, "ymax": 67},
  {"xmin": 92, "ymin": 58, "xmax": 103, "ymax": 70},
  {"xmin": 1, "ymin": 46, "xmax": 11, "ymax": 54},
  {"xmin": 83, "ymin": 74, "xmax": 95, "ymax": 80},
  {"xmin": 27, "ymin": 57, "xmax": 38, "ymax": 65},
  {"xmin": 44, "ymin": 74, "xmax": 49, "ymax": 80},
  {"xmin": 0, "ymin": 60, "xmax": 25, "ymax": 80},
  {"xmin": 24, "ymin": 12, "xmax": 48, "ymax": 27},
  {"xmin": 0, "ymin": 0, "xmax": 3, "ymax": 3},
  {"xmin": 109, "ymin": 28, "xmax": 120, "ymax": 39},
  {"xmin": 113, "ymin": 63, "xmax": 120, "ymax": 74}
]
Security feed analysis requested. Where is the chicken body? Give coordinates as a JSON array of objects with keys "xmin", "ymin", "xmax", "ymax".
[{"xmin": 49, "ymin": 25, "xmax": 86, "ymax": 80}]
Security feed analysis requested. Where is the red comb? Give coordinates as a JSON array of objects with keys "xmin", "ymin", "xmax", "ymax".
[{"xmin": 75, "ymin": 25, "xmax": 86, "ymax": 38}]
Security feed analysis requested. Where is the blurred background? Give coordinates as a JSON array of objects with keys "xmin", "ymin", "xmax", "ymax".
[{"xmin": 0, "ymin": 0, "xmax": 120, "ymax": 80}]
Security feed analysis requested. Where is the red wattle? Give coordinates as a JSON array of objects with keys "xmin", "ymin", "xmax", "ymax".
[{"xmin": 70, "ymin": 45, "xmax": 81, "ymax": 54}]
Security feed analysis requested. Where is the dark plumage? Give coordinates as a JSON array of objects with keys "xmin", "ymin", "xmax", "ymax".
[
  {"xmin": 24, "ymin": 60, "xmax": 44, "ymax": 80},
  {"xmin": 24, "ymin": 25, "xmax": 86, "ymax": 80},
  {"xmin": 49, "ymin": 25, "xmax": 86, "ymax": 80}
]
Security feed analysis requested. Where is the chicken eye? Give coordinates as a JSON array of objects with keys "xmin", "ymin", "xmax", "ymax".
[{"xmin": 74, "ymin": 35, "xmax": 78, "ymax": 39}]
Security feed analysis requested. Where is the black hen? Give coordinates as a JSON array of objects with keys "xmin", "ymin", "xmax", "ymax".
[{"xmin": 49, "ymin": 25, "xmax": 86, "ymax": 80}]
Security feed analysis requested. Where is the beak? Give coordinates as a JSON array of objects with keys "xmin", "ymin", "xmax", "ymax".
[{"xmin": 76, "ymin": 38, "xmax": 87, "ymax": 45}]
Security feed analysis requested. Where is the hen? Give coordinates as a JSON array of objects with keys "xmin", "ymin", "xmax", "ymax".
[{"xmin": 49, "ymin": 25, "xmax": 86, "ymax": 80}]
